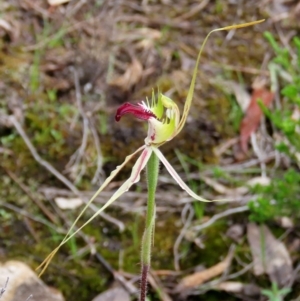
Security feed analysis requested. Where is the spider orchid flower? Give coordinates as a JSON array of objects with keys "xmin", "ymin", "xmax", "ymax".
[
  {"xmin": 114, "ymin": 92, "xmax": 212, "ymax": 203},
  {"xmin": 38, "ymin": 19, "xmax": 264, "ymax": 275}
]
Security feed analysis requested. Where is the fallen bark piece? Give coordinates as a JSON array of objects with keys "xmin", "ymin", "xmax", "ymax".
[
  {"xmin": 109, "ymin": 58, "xmax": 143, "ymax": 92},
  {"xmin": 247, "ymin": 223, "xmax": 293, "ymax": 286},
  {"xmin": 0, "ymin": 260, "xmax": 64, "ymax": 301}
]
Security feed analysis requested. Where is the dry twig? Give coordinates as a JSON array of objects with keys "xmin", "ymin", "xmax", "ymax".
[
  {"xmin": 192, "ymin": 206, "xmax": 249, "ymax": 233},
  {"xmin": 173, "ymin": 204, "xmax": 194, "ymax": 271},
  {"xmin": 2, "ymin": 167, "xmax": 57, "ymax": 223}
]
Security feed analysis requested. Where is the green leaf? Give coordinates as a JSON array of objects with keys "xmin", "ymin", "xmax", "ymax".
[{"xmin": 281, "ymin": 85, "xmax": 298, "ymax": 98}]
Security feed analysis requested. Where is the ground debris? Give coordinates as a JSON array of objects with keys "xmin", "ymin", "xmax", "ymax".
[
  {"xmin": 247, "ymin": 223, "xmax": 293, "ymax": 286},
  {"xmin": 54, "ymin": 197, "xmax": 83, "ymax": 210},
  {"xmin": 215, "ymin": 281, "xmax": 261, "ymax": 297},
  {"xmin": 226, "ymin": 224, "xmax": 244, "ymax": 242}
]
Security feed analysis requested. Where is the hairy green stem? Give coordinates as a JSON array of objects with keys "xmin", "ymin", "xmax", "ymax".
[{"xmin": 139, "ymin": 152, "xmax": 159, "ymax": 301}]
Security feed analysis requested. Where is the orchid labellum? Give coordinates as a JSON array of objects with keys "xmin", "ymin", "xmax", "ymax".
[{"xmin": 38, "ymin": 19, "xmax": 264, "ymax": 277}]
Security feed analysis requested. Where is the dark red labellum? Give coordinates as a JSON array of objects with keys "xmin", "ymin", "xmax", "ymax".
[{"xmin": 115, "ymin": 102, "xmax": 156, "ymax": 122}]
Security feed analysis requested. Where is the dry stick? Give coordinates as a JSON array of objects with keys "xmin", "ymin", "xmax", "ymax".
[
  {"xmin": 23, "ymin": 0, "xmax": 49, "ymax": 18},
  {"xmin": 148, "ymin": 271, "xmax": 173, "ymax": 301},
  {"xmin": 65, "ymin": 68, "xmax": 90, "ymax": 183},
  {"xmin": 251, "ymin": 133, "xmax": 267, "ymax": 178},
  {"xmin": 226, "ymin": 262, "xmax": 253, "ymax": 280},
  {"xmin": 173, "ymin": 204, "xmax": 194, "ymax": 271},
  {"xmin": 39, "ymin": 186, "xmax": 185, "ymax": 211},
  {"xmin": 2, "ymin": 167, "xmax": 57, "ymax": 223},
  {"xmin": 8, "ymin": 115, "xmax": 124, "ymax": 231},
  {"xmin": 71, "ymin": 67, "xmax": 104, "ymax": 185},
  {"xmin": 2, "ymin": 202, "xmax": 64, "ymax": 232},
  {"xmin": 89, "ymin": 119, "xmax": 104, "ymax": 185},
  {"xmin": 174, "ymin": 0, "xmax": 209, "ymax": 21},
  {"xmin": 192, "ymin": 205, "xmax": 249, "ymax": 233},
  {"xmin": 65, "ymin": 117, "xmax": 88, "ymax": 183},
  {"xmin": 66, "ymin": 0, "xmax": 87, "ymax": 18},
  {"xmin": 93, "ymin": 252, "xmax": 138, "ymax": 295},
  {"xmin": 183, "ymin": 151, "xmax": 277, "ymax": 179}
]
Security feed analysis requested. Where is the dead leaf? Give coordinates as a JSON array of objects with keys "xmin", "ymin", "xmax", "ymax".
[
  {"xmin": 54, "ymin": 197, "xmax": 83, "ymax": 210},
  {"xmin": 247, "ymin": 223, "xmax": 293, "ymax": 286},
  {"xmin": 240, "ymin": 88, "xmax": 274, "ymax": 153},
  {"xmin": 0, "ymin": 19, "xmax": 12, "ymax": 32},
  {"xmin": 109, "ymin": 58, "xmax": 143, "ymax": 91},
  {"xmin": 176, "ymin": 248, "xmax": 234, "ymax": 291}
]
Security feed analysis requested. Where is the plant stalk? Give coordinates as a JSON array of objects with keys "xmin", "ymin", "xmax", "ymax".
[{"xmin": 139, "ymin": 152, "xmax": 159, "ymax": 301}]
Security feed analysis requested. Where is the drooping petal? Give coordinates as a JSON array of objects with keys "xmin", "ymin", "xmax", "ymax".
[
  {"xmin": 152, "ymin": 147, "xmax": 219, "ymax": 202},
  {"xmin": 37, "ymin": 145, "xmax": 149, "ymax": 276}
]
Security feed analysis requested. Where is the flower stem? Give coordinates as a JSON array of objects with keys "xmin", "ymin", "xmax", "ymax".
[{"xmin": 139, "ymin": 151, "xmax": 159, "ymax": 301}]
